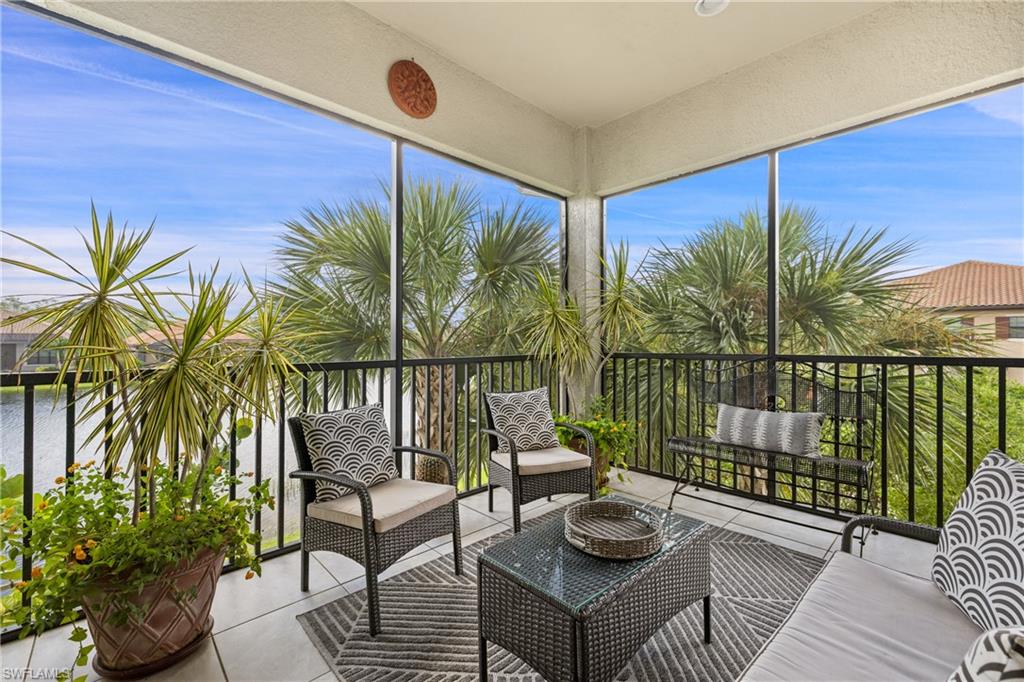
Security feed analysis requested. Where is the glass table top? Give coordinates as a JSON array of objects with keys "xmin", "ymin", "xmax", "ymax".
[{"xmin": 479, "ymin": 495, "xmax": 707, "ymax": 616}]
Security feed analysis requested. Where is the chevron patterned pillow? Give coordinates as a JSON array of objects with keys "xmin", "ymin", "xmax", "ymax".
[
  {"xmin": 485, "ymin": 387, "xmax": 560, "ymax": 453},
  {"xmin": 713, "ymin": 403, "xmax": 824, "ymax": 458},
  {"xmin": 948, "ymin": 628, "xmax": 1024, "ymax": 682},
  {"xmin": 299, "ymin": 403, "xmax": 398, "ymax": 501},
  {"xmin": 933, "ymin": 450, "xmax": 1024, "ymax": 631}
]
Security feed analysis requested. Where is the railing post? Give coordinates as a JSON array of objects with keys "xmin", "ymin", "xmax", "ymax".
[
  {"xmin": 766, "ymin": 152, "xmax": 780, "ymax": 402},
  {"xmin": 390, "ymin": 139, "xmax": 405, "ymax": 469}
]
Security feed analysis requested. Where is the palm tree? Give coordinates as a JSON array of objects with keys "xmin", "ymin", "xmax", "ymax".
[
  {"xmin": 633, "ymin": 204, "xmax": 983, "ymax": 513},
  {"xmin": 275, "ymin": 178, "xmax": 559, "ymax": 483}
]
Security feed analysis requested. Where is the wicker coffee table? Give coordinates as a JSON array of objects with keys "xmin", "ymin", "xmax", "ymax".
[{"xmin": 477, "ymin": 495, "xmax": 711, "ymax": 682}]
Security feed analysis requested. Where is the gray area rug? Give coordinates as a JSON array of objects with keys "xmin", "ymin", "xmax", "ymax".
[{"xmin": 297, "ymin": 507, "xmax": 825, "ymax": 681}]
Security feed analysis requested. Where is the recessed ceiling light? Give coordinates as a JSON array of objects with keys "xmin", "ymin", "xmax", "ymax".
[{"xmin": 694, "ymin": 0, "xmax": 729, "ymax": 17}]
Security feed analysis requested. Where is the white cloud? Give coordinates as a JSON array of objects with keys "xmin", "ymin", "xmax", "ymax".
[{"xmin": 967, "ymin": 87, "xmax": 1024, "ymax": 128}]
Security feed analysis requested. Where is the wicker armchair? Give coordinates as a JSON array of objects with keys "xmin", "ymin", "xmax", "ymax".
[
  {"xmin": 482, "ymin": 393, "xmax": 596, "ymax": 533},
  {"xmin": 288, "ymin": 416, "xmax": 463, "ymax": 636}
]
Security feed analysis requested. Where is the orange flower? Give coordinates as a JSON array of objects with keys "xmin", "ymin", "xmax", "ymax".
[
  {"xmin": 214, "ymin": 466, "xmax": 224, "ymax": 475},
  {"xmin": 75, "ymin": 549, "xmax": 87, "ymax": 561},
  {"xmin": 67, "ymin": 463, "xmax": 80, "ymax": 473},
  {"xmin": 85, "ymin": 539, "xmax": 97, "ymax": 549},
  {"xmin": 54, "ymin": 476, "xmax": 66, "ymax": 485},
  {"xmin": 30, "ymin": 566, "xmax": 42, "ymax": 580},
  {"xmin": 13, "ymin": 581, "xmax": 28, "ymax": 590},
  {"xmin": 84, "ymin": 459, "xmax": 96, "ymax": 468},
  {"xmin": 244, "ymin": 570, "xmax": 255, "ymax": 580},
  {"xmin": 174, "ymin": 514, "xmax": 184, "ymax": 522},
  {"xmin": 36, "ymin": 501, "xmax": 48, "ymax": 511}
]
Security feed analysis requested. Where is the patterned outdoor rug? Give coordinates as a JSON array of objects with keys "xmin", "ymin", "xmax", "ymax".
[{"xmin": 297, "ymin": 507, "xmax": 826, "ymax": 681}]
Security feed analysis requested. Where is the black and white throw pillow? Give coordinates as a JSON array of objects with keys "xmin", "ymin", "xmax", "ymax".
[
  {"xmin": 299, "ymin": 403, "xmax": 398, "ymax": 501},
  {"xmin": 485, "ymin": 387, "xmax": 559, "ymax": 453},
  {"xmin": 948, "ymin": 627, "xmax": 1024, "ymax": 682},
  {"xmin": 932, "ymin": 450, "xmax": 1024, "ymax": 631},
  {"xmin": 714, "ymin": 403, "xmax": 824, "ymax": 457}
]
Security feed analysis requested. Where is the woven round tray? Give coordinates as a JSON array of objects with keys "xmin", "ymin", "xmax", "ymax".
[{"xmin": 564, "ymin": 500, "xmax": 665, "ymax": 560}]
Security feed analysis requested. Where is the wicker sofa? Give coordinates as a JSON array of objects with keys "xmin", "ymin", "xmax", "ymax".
[
  {"xmin": 739, "ymin": 516, "xmax": 979, "ymax": 681},
  {"xmin": 741, "ymin": 448, "xmax": 1024, "ymax": 681}
]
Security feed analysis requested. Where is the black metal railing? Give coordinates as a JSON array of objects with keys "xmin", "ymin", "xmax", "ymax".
[
  {"xmin": 604, "ymin": 352, "xmax": 1023, "ymax": 524},
  {"xmin": 0, "ymin": 354, "xmax": 559, "ymax": 617}
]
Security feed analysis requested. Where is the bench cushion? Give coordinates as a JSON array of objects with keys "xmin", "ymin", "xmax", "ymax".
[
  {"xmin": 492, "ymin": 447, "xmax": 591, "ymax": 476},
  {"xmin": 741, "ymin": 551, "xmax": 980, "ymax": 682},
  {"xmin": 307, "ymin": 477, "xmax": 455, "ymax": 533},
  {"xmin": 715, "ymin": 403, "xmax": 824, "ymax": 457},
  {"xmin": 668, "ymin": 436, "xmax": 871, "ymax": 486}
]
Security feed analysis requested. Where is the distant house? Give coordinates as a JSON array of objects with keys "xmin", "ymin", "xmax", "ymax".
[
  {"xmin": 125, "ymin": 324, "xmax": 252, "ymax": 365},
  {"xmin": 0, "ymin": 312, "xmax": 64, "ymax": 371},
  {"xmin": 895, "ymin": 260, "xmax": 1024, "ymax": 380}
]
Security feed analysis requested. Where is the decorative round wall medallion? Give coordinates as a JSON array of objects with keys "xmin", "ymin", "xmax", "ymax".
[{"xmin": 388, "ymin": 59, "xmax": 436, "ymax": 119}]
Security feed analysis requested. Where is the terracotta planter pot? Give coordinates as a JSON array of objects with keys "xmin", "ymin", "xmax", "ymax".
[
  {"xmin": 569, "ymin": 436, "xmax": 609, "ymax": 490},
  {"xmin": 80, "ymin": 547, "xmax": 226, "ymax": 679}
]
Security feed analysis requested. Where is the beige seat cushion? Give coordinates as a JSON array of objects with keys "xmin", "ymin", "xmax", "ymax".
[
  {"xmin": 741, "ymin": 551, "xmax": 981, "ymax": 682},
  {"xmin": 306, "ymin": 477, "xmax": 455, "ymax": 534},
  {"xmin": 491, "ymin": 446, "xmax": 590, "ymax": 475}
]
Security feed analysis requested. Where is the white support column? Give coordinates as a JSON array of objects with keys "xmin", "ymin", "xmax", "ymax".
[{"xmin": 565, "ymin": 128, "xmax": 604, "ymax": 415}]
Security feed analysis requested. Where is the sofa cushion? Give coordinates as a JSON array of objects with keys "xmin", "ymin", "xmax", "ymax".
[
  {"xmin": 485, "ymin": 388, "xmax": 559, "ymax": 453},
  {"xmin": 948, "ymin": 627, "xmax": 1024, "ymax": 682},
  {"xmin": 932, "ymin": 450, "xmax": 1024, "ymax": 630},
  {"xmin": 491, "ymin": 446, "xmax": 591, "ymax": 476},
  {"xmin": 299, "ymin": 404, "xmax": 398, "ymax": 501},
  {"xmin": 714, "ymin": 403, "xmax": 824, "ymax": 457},
  {"xmin": 306, "ymin": 477, "xmax": 455, "ymax": 534},
  {"xmin": 741, "ymin": 551, "xmax": 980, "ymax": 682}
]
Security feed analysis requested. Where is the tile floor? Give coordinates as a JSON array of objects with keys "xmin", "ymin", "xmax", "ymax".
[{"xmin": 1, "ymin": 471, "xmax": 934, "ymax": 682}]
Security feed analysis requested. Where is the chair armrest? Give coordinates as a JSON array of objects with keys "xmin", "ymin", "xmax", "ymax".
[
  {"xmin": 481, "ymin": 427, "xmax": 518, "ymax": 470},
  {"xmin": 393, "ymin": 446, "xmax": 455, "ymax": 483},
  {"xmin": 840, "ymin": 515, "xmax": 940, "ymax": 553},
  {"xmin": 554, "ymin": 421, "xmax": 595, "ymax": 460},
  {"xmin": 289, "ymin": 470, "xmax": 373, "ymax": 528}
]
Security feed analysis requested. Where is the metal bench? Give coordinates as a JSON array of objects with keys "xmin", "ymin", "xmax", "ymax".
[{"xmin": 667, "ymin": 359, "xmax": 879, "ymax": 518}]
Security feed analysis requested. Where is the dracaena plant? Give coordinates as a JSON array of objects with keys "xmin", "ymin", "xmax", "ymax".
[{"xmin": 0, "ymin": 206, "xmax": 300, "ymax": 680}]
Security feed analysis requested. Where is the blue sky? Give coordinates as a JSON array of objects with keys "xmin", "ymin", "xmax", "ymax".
[
  {"xmin": 0, "ymin": 7, "xmax": 560, "ymax": 302},
  {"xmin": 608, "ymin": 84, "xmax": 1024, "ymax": 275},
  {"xmin": 2, "ymin": 6, "xmax": 1021, "ymax": 305}
]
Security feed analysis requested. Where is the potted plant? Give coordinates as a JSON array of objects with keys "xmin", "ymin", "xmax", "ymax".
[
  {"xmin": 556, "ymin": 397, "xmax": 636, "ymax": 494},
  {"xmin": 0, "ymin": 208, "xmax": 298, "ymax": 680}
]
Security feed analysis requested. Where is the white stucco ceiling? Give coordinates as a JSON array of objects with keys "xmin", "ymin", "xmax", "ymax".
[{"xmin": 353, "ymin": 1, "xmax": 881, "ymax": 128}]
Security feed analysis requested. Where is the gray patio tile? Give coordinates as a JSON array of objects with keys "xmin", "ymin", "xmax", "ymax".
[
  {"xmin": 746, "ymin": 500, "xmax": 846, "ymax": 532},
  {"xmin": 650, "ymin": 491, "xmax": 743, "ymax": 523},
  {"xmin": 608, "ymin": 469, "xmax": 678, "ymax": 500},
  {"xmin": 1, "ymin": 635, "xmax": 35, "ymax": 674},
  {"xmin": 459, "ymin": 488, "xmax": 513, "ymax": 522},
  {"xmin": 426, "ymin": 504, "xmax": 501, "ymax": 548},
  {"xmin": 24, "ymin": 622, "xmax": 100, "ymax": 681},
  {"xmin": 214, "ymin": 586, "xmax": 346, "ymax": 682},
  {"xmin": 728, "ymin": 511, "xmax": 838, "ymax": 549},
  {"xmin": 142, "ymin": 638, "xmax": 224, "ymax": 682},
  {"xmin": 211, "ymin": 550, "xmax": 338, "ymax": 633},
  {"xmin": 312, "ymin": 550, "xmax": 372, "ymax": 585}
]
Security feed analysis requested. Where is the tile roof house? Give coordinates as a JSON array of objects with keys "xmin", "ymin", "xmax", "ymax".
[
  {"xmin": 895, "ymin": 260, "xmax": 1024, "ymax": 376},
  {"xmin": 0, "ymin": 311, "xmax": 65, "ymax": 371},
  {"xmin": 896, "ymin": 260, "xmax": 1024, "ymax": 311}
]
